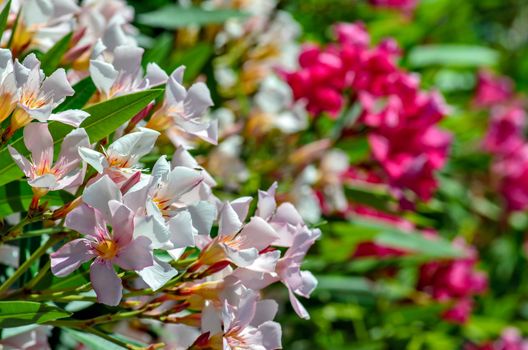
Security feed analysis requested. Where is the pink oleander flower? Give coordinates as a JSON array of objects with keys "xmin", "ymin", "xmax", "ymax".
[
  {"xmin": 283, "ymin": 22, "xmax": 451, "ymax": 204},
  {"xmin": 146, "ymin": 66, "xmax": 217, "ymax": 145},
  {"xmin": 418, "ymin": 238, "xmax": 487, "ymax": 324},
  {"xmin": 90, "ymin": 44, "xmax": 167, "ymax": 100},
  {"xmin": 496, "ymin": 327, "xmax": 528, "ymax": 350},
  {"xmin": 9, "ymin": 123, "xmax": 90, "ymax": 193},
  {"xmin": 369, "ymin": 124, "xmax": 451, "ymax": 202},
  {"xmin": 198, "ymin": 288, "xmax": 282, "ymax": 349},
  {"xmin": 122, "ymin": 156, "xmax": 211, "ymax": 278},
  {"xmin": 491, "ymin": 145, "xmax": 528, "ymax": 211},
  {"xmin": 197, "ymin": 197, "xmax": 281, "ymax": 270},
  {"xmin": 11, "ymin": 54, "xmax": 90, "ymax": 130},
  {"xmin": 483, "ymin": 105, "xmax": 526, "ymax": 156},
  {"xmin": 232, "ymin": 183, "xmax": 321, "ymax": 319},
  {"xmin": 79, "ymin": 127, "xmax": 160, "ymax": 184},
  {"xmin": 51, "ymin": 176, "xmax": 153, "ymax": 306},
  {"xmin": 474, "ymin": 70, "xmax": 514, "ymax": 108}
]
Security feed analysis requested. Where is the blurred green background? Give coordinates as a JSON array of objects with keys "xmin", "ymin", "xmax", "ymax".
[{"xmin": 128, "ymin": 0, "xmax": 528, "ymax": 349}]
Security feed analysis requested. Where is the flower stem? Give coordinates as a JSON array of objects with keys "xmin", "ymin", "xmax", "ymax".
[
  {"xmin": 0, "ymin": 212, "xmax": 48, "ymax": 243},
  {"xmin": 24, "ymin": 260, "xmax": 50, "ymax": 290}
]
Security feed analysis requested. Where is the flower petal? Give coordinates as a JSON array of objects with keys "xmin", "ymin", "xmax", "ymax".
[
  {"xmin": 113, "ymin": 236, "xmax": 153, "ymax": 271},
  {"xmin": 136, "ymin": 256, "xmax": 177, "ymax": 291},
  {"xmin": 238, "ymin": 217, "xmax": 280, "ymax": 251},
  {"xmin": 51, "ymin": 239, "xmax": 94, "ymax": 277},
  {"xmin": 8, "ymin": 146, "xmax": 32, "ymax": 177},
  {"xmin": 168, "ymin": 210, "xmax": 196, "ymax": 248},
  {"xmin": 78, "ymin": 147, "xmax": 107, "ymax": 174},
  {"xmin": 218, "ymin": 202, "xmax": 243, "ymax": 236},
  {"xmin": 108, "ymin": 200, "xmax": 134, "ymax": 246},
  {"xmin": 23, "ymin": 122, "xmax": 53, "ymax": 166},
  {"xmin": 82, "ymin": 175, "xmax": 122, "ymax": 219},
  {"xmin": 49, "ymin": 110, "xmax": 90, "ymax": 127},
  {"xmin": 58, "ymin": 128, "xmax": 90, "ymax": 165},
  {"xmin": 90, "ymin": 259, "xmax": 122, "ymax": 306},
  {"xmin": 89, "ymin": 60, "xmax": 118, "ymax": 96},
  {"xmin": 41, "ymin": 68, "xmax": 74, "ymax": 103}
]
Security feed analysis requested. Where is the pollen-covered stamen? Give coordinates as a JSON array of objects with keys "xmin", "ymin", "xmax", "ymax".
[
  {"xmin": 93, "ymin": 239, "xmax": 119, "ymax": 260},
  {"xmin": 225, "ymin": 327, "xmax": 249, "ymax": 348},
  {"xmin": 20, "ymin": 89, "xmax": 52, "ymax": 109},
  {"xmin": 152, "ymin": 196, "xmax": 172, "ymax": 217}
]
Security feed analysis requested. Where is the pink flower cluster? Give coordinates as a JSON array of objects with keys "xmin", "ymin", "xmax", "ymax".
[
  {"xmin": 466, "ymin": 327, "xmax": 528, "ymax": 350},
  {"xmin": 284, "ymin": 22, "xmax": 451, "ymax": 204},
  {"xmin": 348, "ymin": 201, "xmax": 487, "ymax": 324},
  {"xmin": 477, "ymin": 71, "xmax": 528, "ymax": 211},
  {"xmin": 417, "ymin": 238, "xmax": 487, "ymax": 323}
]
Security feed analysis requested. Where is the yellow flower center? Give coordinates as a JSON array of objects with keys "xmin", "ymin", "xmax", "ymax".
[{"xmin": 94, "ymin": 240, "xmax": 119, "ymax": 260}]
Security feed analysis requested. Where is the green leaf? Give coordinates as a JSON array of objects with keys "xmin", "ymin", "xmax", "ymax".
[
  {"xmin": 138, "ymin": 5, "xmax": 248, "ymax": 29},
  {"xmin": 0, "ymin": 301, "xmax": 71, "ymax": 328},
  {"xmin": 407, "ymin": 45, "xmax": 500, "ymax": 68},
  {"xmin": 344, "ymin": 183, "xmax": 395, "ymax": 213},
  {"xmin": 143, "ymin": 32, "xmax": 173, "ymax": 68},
  {"xmin": 0, "ymin": 89, "xmax": 163, "ymax": 187},
  {"xmin": 315, "ymin": 276, "xmax": 374, "ymax": 294},
  {"xmin": 80, "ymin": 89, "xmax": 163, "ymax": 143},
  {"xmin": 53, "ymin": 77, "xmax": 96, "ymax": 113},
  {"xmin": 357, "ymin": 218, "xmax": 463, "ymax": 258},
  {"xmin": 326, "ymin": 218, "xmax": 463, "ymax": 260},
  {"xmin": 168, "ymin": 43, "xmax": 214, "ymax": 83},
  {"xmin": 63, "ymin": 329, "xmax": 128, "ymax": 350},
  {"xmin": 40, "ymin": 32, "xmax": 72, "ymax": 75},
  {"xmin": 0, "ymin": 180, "xmax": 74, "ymax": 216},
  {"xmin": 0, "ymin": 1, "xmax": 11, "ymax": 39}
]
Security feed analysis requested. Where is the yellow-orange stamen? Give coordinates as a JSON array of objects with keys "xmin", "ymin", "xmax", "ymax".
[{"xmin": 94, "ymin": 240, "xmax": 119, "ymax": 260}]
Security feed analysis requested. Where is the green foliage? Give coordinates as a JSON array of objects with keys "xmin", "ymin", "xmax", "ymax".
[
  {"xmin": 0, "ymin": 301, "xmax": 71, "ymax": 328},
  {"xmin": 138, "ymin": 5, "xmax": 248, "ymax": 29}
]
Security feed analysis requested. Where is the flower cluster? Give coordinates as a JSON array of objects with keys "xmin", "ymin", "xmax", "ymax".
[
  {"xmin": 348, "ymin": 201, "xmax": 487, "ymax": 323},
  {"xmin": 477, "ymin": 70, "xmax": 528, "ymax": 211},
  {"xmin": 283, "ymin": 22, "xmax": 451, "ymax": 205},
  {"xmin": 0, "ymin": 1, "xmax": 318, "ymax": 349},
  {"xmin": 417, "ymin": 238, "xmax": 487, "ymax": 323}
]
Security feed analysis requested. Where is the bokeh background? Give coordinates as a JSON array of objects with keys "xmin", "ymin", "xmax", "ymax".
[{"xmin": 123, "ymin": 1, "xmax": 528, "ymax": 349}]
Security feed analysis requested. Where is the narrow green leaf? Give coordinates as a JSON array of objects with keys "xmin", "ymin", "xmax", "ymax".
[
  {"xmin": 407, "ymin": 45, "xmax": 500, "ymax": 68},
  {"xmin": 315, "ymin": 276, "xmax": 374, "ymax": 294},
  {"xmin": 63, "ymin": 329, "xmax": 127, "ymax": 350},
  {"xmin": 138, "ymin": 5, "xmax": 248, "ymax": 29},
  {"xmin": 0, "ymin": 301, "xmax": 71, "ymax": 328},
  {"xmin": 0, "ymin": 1, "xmax": 11, "ymax": 39},
  {"xmin": 355, "ymin": 218, "xmax": 464, "ymax": 258},
  {"xmin": 81, "ymin": 89, "xmax": 163, "ymax": 143},
  {"xmin": 345, "ymin": 183, "xmax": 395, "ymax": 213},
  {"xmin": 40, "ymin": 32, "xmax": 72, "ymax": 75},
  {"xmin": 0, "ymin": 89, "xmax": 163, "ymax": 186}
]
